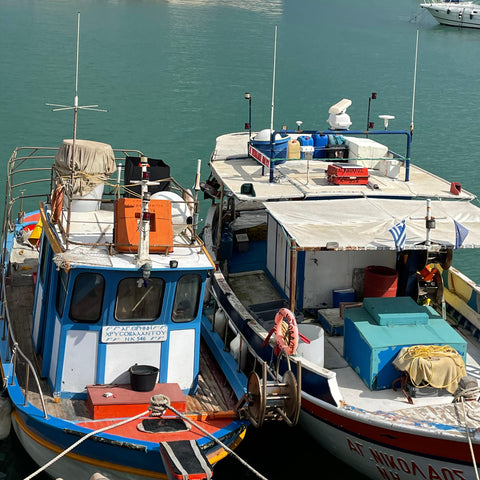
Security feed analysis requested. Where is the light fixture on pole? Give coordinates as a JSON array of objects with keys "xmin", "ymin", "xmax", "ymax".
[
  {"xmin": 244, "ymin": 92, "xmax": 252, "ymax": 138},
  {"xmin": 366, "ymin": 92, "xmax": 377, "ymax": 131}
]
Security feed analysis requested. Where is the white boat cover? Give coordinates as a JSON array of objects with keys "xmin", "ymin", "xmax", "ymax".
[
  {"xmin": 264, "ymin": 198, "xmax": 480, "ymax": 250},
  {"xmin": 54, "ymin": 139, "xmax": 116, "ymax": 195}
]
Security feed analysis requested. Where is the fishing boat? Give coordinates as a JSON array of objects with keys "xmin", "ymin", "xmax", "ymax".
[
  {"xmin": 420, "ymin": 0, "xmax": 480, "ymax": 28},
  {"xmin": 0, "ymin": 140, "xmax": 256, "ymax": 480},
  {"xmin": 0, "ymin": 17, "xmax": 257, "ymax": 480},
  {"xmin": 200, "ymin": 95, "xmax": 480, "ymax": 479}
]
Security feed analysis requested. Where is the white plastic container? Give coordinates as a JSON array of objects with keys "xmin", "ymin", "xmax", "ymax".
[
  {"xmin": 151, "ymin": 191, "xmax": 191, "ymax": 234},
  {"xmin": 296, "ymin": 323, "xmax": 324, "ymax": 367},
  {"xmin": 67, "ymin": 183, "xmax": 104, "ymax": 212}
]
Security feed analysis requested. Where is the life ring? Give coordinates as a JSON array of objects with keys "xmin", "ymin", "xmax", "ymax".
[
  {"xmin": 50, "ymin": 185, "xmax": 64, "ymax": 224},
  {"xmin": 274, "ymin": 308, "xmax": 299, "ymax": 356}
]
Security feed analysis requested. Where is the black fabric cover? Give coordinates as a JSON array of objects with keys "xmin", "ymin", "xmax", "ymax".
[{"xmin": 124, "ymin": 156, "xmax": 170, "ymax": 197}]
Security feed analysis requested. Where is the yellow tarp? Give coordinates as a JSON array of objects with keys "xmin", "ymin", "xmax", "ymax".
[{"xmin": 393, "ymin": 345, "xmax": 466, "ymax": 394}]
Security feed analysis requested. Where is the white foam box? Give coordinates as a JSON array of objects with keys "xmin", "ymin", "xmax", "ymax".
[{"xmin": 345, "ymin": 137, "xmax": 388, "ymax": 168}]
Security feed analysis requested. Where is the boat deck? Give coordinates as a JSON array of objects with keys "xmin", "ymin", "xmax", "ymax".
[
  {"xmin": 6, "ymin": 258, "xmax": 237, "ymax": 423},
  {"xmin": 229, "ymin": 269, "xmax": 480, "ymax": 429},
  {"xmin": 210, "ymin": 131, "xmax": 474, "ymax": 203}
]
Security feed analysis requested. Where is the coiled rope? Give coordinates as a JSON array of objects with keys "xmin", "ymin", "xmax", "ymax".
[
  {"xmin": 23, "ymin": 394, "xmax": 268, "ymax": 480},
  {"xmin": 397, "ymin": 345, "xmax": 466, "ymax": 390}
]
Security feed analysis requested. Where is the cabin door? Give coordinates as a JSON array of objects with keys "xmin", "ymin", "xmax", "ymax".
[{"xmin": 31, "ymin": 238, "xmax": 53, "ymax": 355}]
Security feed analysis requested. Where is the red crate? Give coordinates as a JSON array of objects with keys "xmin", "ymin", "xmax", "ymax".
[
  {"xmin": 328, "ymin": 175, "xmax": 369, "ymax": 185},
  {"xmin": 327, "ymin": 163, "xmax": 368, "ymax": 177}
]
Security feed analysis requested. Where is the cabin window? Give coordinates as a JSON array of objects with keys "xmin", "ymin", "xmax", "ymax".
[
  {"xmin": 172, "ymin": 274, "xmax": 201, "ymax": 323},
  {"xmin": 70, "ymin": 273, "xmax": 105, "ymax": 323},
  {"xmin": 55, "ymin": 268, "xmax": 69, "ymax": 317},
  {"xmin": 115, "ymin": 278, "xmax": 165, "ymax": 321}
]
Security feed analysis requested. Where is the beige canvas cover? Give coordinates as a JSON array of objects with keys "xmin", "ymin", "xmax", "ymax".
[
  {"xmin": 264, "ymin": 198, "xmax": 480, "ymax": 250},
  {"xmin": 54, "ymin": 139, "xmax": 116, "ymax": 196}
]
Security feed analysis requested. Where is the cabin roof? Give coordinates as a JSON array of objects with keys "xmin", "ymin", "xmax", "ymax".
[
  {"xmin": 264, "ymin": 198, "xmax": 480, "ymax": 250},
  {"xmin": 210, "ymin": 132, "xmax": 475, "ymax": 203},
  {"xmin": 53, "ymin": 209, "xmax": 213, "ymax": 270}
]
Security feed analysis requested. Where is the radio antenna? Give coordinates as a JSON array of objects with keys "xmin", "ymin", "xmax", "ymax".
[
  {"xmin": 46, "ymin": 12, "xmax": 106, "ymax": 146},
  {"xmin": 46, "ymin": 12, "xmax": 107, "ymax": 239},
  {"xmin": 270, "ymin": 25, "xmax": 278, "ymax": 131},
  {"xmin": 410, "ymin": 29, "xmax": 419, "ymax": 137}
]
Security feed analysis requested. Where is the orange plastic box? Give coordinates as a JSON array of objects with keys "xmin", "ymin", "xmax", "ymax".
[{"xmin": 114, "ymin": 198, "xmax": 173, "ymax": 253}]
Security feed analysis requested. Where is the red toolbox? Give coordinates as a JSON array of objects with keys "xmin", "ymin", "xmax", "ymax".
[{"xmin": 327, "ymin": 163, "xmax": 368, "ymax": 185}]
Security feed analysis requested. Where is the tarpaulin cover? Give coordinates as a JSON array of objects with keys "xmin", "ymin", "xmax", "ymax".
[
  {"xmin": 54, "ymin": 139, "xmax": 116, "ymax": 196},
  {"xmin": 264, "ymin": 198, "xmax": 480, "ymax": 250}
]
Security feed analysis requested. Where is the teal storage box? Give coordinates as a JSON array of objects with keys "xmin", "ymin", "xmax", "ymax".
[
  {"xmin": 363, "ymin": 297, "xmax": 429, "ymax": 326},
  {"xmin": 344, "ymin": 297, "xmax": 467, "ymax": 390}
]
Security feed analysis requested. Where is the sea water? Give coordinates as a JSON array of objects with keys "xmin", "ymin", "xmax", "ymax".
[{"xmin": 1, "ymin": 0, "xmax": 479, "ymax": 478}]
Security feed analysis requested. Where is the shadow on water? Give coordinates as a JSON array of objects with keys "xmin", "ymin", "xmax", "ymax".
[
  {"xmin": 0, "ymin": 431, "xmax": 49, "ymax": 480},
  {"xmin": 1, "ymin": 424, "xmax": 369, "ymax": 480},
  {"xmin": 214, "ymin": 423, "xmax": 370, "ymax": 480}
]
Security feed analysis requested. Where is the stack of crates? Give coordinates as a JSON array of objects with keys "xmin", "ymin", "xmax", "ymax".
[{"xmin": 327, "ymin": 163, "xmax": 368, "ymax": 185}]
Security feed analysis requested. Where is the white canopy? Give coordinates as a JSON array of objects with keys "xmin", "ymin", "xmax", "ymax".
[{"xmin": 264, "ymin": 198, "xmax": 480, "ymax": 250}]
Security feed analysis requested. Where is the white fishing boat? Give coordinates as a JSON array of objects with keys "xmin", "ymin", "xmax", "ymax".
[
  {"xmin": 421, "ymin": 0, "xmax": 480, "ymax": 28},
  {"xmin": 200, "ymin": 95, "xmax": 480, "ymax": 479}
]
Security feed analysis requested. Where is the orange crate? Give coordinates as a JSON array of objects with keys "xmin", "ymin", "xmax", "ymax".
[
  {"xmin": 328, "ymin": 175, "xmax": 369, "ymax": 185},
  {"xmin": 327, "ymin": 163, "xmax": 368, "ymax": 177},
  {"xmin": 114, "ymin": 198, "xmax": 173, "ymax": 253}
]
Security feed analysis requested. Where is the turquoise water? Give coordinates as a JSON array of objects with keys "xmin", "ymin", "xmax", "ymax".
[{"xmin": 1, "ymin": 0, "xmax": 480, "ymax": 478}]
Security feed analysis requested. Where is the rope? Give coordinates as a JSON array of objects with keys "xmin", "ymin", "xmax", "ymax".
[
  {"xmin": 397, "ymin": 345, "xmax": 466, "ymax": 390},
  {"xmin": 150, "ymin": 394, "xmax": 269, "ymax": 480},
  {"xmin": 23, "ymin": 394, "xmax": 269, "ymax": 480},
  {"xmin": 459, "ymin": 398, "xmax": 480, "ymax": 480},
  {"xmin": 22, "ymin": 409, "xmax": 150, "ymax": 480}
]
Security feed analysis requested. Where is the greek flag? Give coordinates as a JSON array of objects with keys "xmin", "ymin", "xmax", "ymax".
[
  {"xmin": 389, "ymin": 220, "xmax": 406, "ymax": 251},
  {"xmin": 454, "ymin": 220, "xmax": 469, "ymax": 249}
]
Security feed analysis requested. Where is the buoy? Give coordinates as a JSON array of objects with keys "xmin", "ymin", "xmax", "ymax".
[
  {"xmin": 213, "ymin": 308, "xmax": 227, "ymax": 335},
  {"xmin": 89, "ymin": 473, "xmax": 110, "ymax": 480},
  {"xmin": 0, "ymin": 392, "xmax": 12, "ymax": 440},
  {"xmin": 230, "ymin": 334, "xmax": 247, "ymax": 371}
]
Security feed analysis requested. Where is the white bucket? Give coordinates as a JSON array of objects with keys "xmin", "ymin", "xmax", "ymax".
[
  {"xmin": 66, "ymin": 183, "xmax": 104, "ymax": 212},
  {"xmin": 296, "ymin": 323, "xmax": 324, "ymax": 367}
]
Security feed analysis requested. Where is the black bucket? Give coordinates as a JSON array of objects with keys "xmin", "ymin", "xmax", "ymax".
[{"xmin": 129, "ymin": 364, "xmax": 159, "ymax": 392}]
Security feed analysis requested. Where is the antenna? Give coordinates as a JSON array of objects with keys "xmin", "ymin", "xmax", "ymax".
[
  {"xmin": 410, "ymin": 29, "xmax": 419, "ymax": 137},
  {"xmin": 46, "ymin": 12, "xmax": 107, "ymax": 146},
  {"xmin": 46, "ymin": 12, "xmax": 107, "ymax": 240},
  {"xmin": 270, "ymin": 25, "xmax": 278, "ymax": 131}
]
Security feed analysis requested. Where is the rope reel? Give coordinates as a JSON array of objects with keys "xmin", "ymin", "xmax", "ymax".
[{"xmin": 244, "ymin": 360, "xmax": 301, "ymax": 428}]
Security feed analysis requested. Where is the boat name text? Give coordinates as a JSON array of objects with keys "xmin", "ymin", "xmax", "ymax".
[
  {"xmin": 346, "ymin": 437, "xmax": 466, "ymax": 480},
  {"xmin": 101, "ymin": 325, "xmax": 168, "ymax": 343}
]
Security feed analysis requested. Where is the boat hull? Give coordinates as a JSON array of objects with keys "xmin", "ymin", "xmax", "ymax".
[
  {"xmin": 11, "ymin": 404, "xmax": 247, "ymax": 480},
  {"xmin": 300, "ymin": 404, "xmax": 478, "ymax": 480},
  {"xmin": 421, "ymin": 3, "xmax": 480, "ymax": 28}
]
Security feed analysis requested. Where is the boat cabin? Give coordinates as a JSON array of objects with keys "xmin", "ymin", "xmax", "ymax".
[{"xmin": 28, "ymin": 140, "xmax": 213, "ymax": 399}]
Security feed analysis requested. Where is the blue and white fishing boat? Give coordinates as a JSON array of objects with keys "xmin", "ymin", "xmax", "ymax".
[
  {"xmin": 200, "ymin": 96, "xmax": 480, "ymax": 480},
  {"xmin": 0, "ymin": 142, "xmax": 254, "ymax": 480},
  {"xmin": 0, "ymin": 17, "xmax": 256, "ymax": 480}
]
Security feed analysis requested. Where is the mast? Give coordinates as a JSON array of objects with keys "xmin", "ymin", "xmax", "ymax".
[
  {"xmin": 270, "ymin": 25, "xmax": 278, "ymax": 132},
  {"xmin": 46, "ymin": 12, "xmax": 106, "ymax": 243},
  {"xmin": 411, "ymin": 29, "xmax": 419, "ymax": 137}
]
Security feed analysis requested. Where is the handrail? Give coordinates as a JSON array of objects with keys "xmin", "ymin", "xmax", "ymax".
[
  {"xmin": 0, "ymin": 144, "xmax": 204, "ymax": 417},
  {"xmin": 0, "ymin": 201, "xmax": 49, "ymax": 418},
  {"xmin": 249, "ymin": 128, "xmax": 412, "ymax": 183}
]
